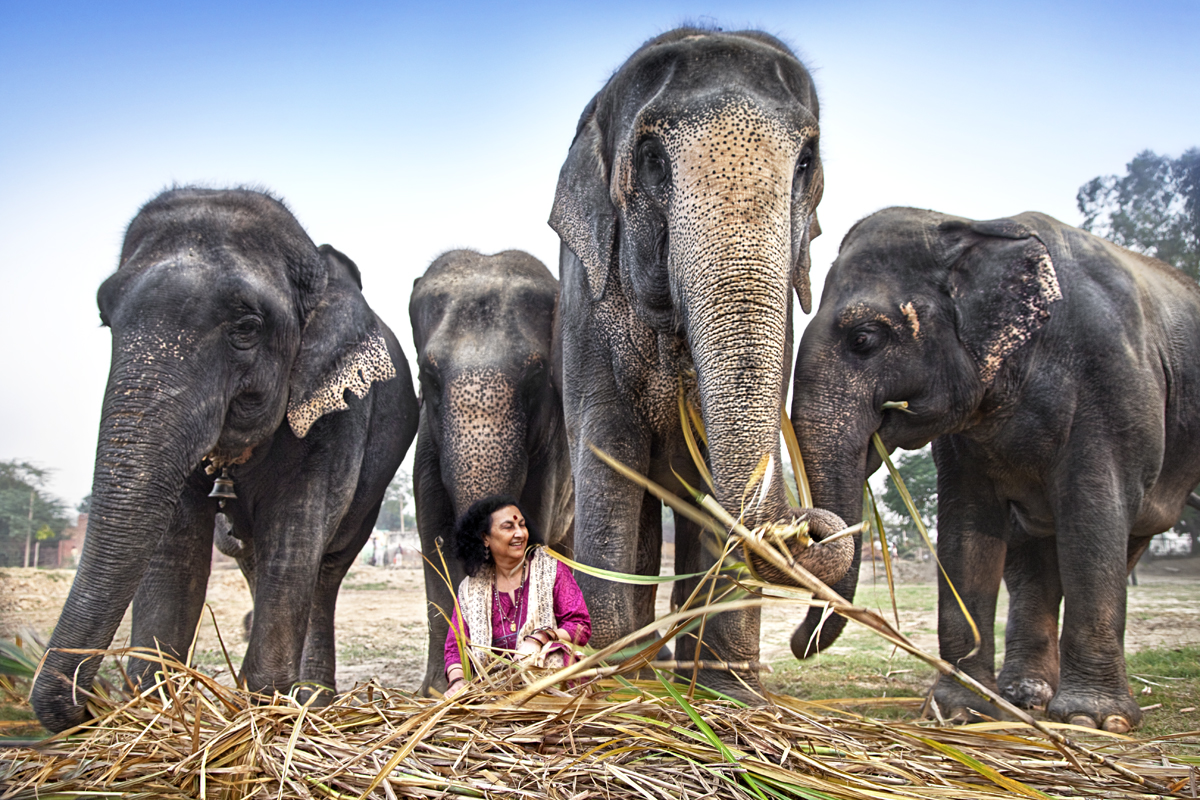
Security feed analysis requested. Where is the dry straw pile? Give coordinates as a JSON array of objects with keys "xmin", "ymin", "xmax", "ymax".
[
  {"xmin": 5, "ymin": 427, "xmax": 1197, "ymax": 798},
  {"xmin": 2, "ymin": 651, "xmax": 1197, "ymax": 799}
]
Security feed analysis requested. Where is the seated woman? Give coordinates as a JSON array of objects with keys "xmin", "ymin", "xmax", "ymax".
[{"xmin": 444, "ymin": 495, "xmax": 590, "ymax": 696}]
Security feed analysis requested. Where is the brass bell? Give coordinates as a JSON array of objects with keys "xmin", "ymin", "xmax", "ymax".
[{"xmin": 208, "ymin": 468, "xmax": 237, "ymax": 507}]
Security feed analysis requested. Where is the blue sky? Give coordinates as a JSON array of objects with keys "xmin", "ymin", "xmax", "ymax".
[{"xmin": 2, "ymin": 0, "xmax": 1197, "ymax": 506}]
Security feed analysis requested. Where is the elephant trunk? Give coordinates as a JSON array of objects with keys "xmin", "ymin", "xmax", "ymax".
[
  {"xmin": 789, "ymin": 379, "xmax": 880, "ymax": 656},
  {"xmin": 31, "ymin": 356, "xmax": 220, "ymax": 732},
  {"xmin": 441, "ymin": 369, "xmax": 529, "ymax": 519},
  {"xmin": 672, "ymin": 131, "xmax": 852, "ymax": 586},
  {"xmin": 670, "ymin": 107, "xmax": 794, "ymax": 528}
]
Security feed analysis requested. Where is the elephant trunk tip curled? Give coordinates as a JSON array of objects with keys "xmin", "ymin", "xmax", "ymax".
[{"xmin": 743, "ymin": 506, "xmax": 854, "ymax": 589}]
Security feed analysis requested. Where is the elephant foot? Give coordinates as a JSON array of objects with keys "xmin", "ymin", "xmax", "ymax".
[
  {"xmin": 1064, "ymin": 714, "xmax": 1133, "ymax": 734},
  {"xmin": 929, "ymin": 675, "xmax": 1003, "ymax": 724},
  {"xmin": 1000, "ymin": 677, "xmax": 1055, "ymax": 709},
  {"xmin": 291, "ymin": 682, "xmax": 335, "ymax": 707},
  {"xmin": 1048, "ymin": 688, "xmax": 1141, "ymax": 732}
]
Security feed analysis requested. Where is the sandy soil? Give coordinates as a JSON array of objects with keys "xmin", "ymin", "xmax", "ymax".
[{"xmin": 3, "ymin": 551, "xmax": 1197, "ymax": 694}]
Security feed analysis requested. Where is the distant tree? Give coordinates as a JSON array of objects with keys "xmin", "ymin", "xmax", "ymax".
[
  {"xmin": 376, "ymin": 469, "xmax": 414, "ymax": 532},
  {"xmin": 77, "ymin": 494, "xmax": 91, "ymax": 514},
  {"xmin": 0, "ymin": 461, "xmax": 70, "ymax": 567},
  {"xmin": 1077, "ymin": 148, "xmax": 1200, "ymax": 280},
  {"xmin": 880, "ymin": 446, "xmax": 938, "ymax": 558}
]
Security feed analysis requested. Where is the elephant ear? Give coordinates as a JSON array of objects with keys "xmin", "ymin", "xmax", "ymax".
[
  {"xmin": 941, "ymin": 217, "xmax": 1063, "ymax": 387},
  {"xmin": 549, "ymin": 101, "xmax": 617, "ymax": 302},
  {"xmin": 286, "ymin": 245, "xmax": 397, "ymax": 438},
  {"xmin": 791, "ymin": 211, "xmax": 821, "ymax": 314}
]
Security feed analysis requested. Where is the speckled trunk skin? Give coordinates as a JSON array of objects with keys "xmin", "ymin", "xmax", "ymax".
[
  {"xmin": 440, "ymin": 370, "xmax": 529, "ymax": 513},
  {"xmin": 668, "ymin": 100, "xmax": 795, "ymax": 524},
  {"xmin": 665, "ymin": 147, "xmax": 793, "ymax": 687}
]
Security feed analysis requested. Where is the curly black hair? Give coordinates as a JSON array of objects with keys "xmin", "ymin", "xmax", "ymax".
[{"xmin": 454, "ymin": 494, "xmax": 544, "ymax": 577}]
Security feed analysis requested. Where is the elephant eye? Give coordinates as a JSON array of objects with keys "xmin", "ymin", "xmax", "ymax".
[
  {"xmin": 795, "ymin": 149, "xmax": 813, "ymax": 179},
  {"xmin": 636, "ymin": 139, "xmax": 671, "ymax": 189},
  {"xmin": 229, "ymin": 314, "xmax": 263, "ymax": 350},
  {"xmin": 847, "ymin": 323, "xmax": 886, "ymax": 356},
  {"xmin": 418, "ymin": 365, "xmax": 442, "ymax": 397}
]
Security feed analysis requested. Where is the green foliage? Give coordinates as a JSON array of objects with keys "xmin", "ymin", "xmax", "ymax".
[
  {"xmin": 880, "ymin": 446, "xmax": 937, "ymax": 556},
  {"xmin": 1124, "ymin": 644, "xmax": 1200, "ymax": 743},
  {"xmin": 0, "ymin": 460, "xmax": 69, "ymax": 543},
  {"xmin": 376, "ymin": 468, "xmax": 415, "ymax": 531},
  {"xmin": 1077, "ymin": 148, "xmax": 1200, "ymax": 280}
]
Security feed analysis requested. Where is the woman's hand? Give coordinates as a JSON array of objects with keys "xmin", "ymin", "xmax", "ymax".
[
  {"xmin": 516, "ymin": 635, "xmax": 543, "ymax": 661},
  {"xmin": 446, "ymin": 677, "xmax": 467, "ymax": 697}
]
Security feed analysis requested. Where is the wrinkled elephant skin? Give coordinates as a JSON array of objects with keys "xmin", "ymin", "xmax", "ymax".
[
  {"xmin": 550, "ymin": 28, "xmax": 854, "ymax": 699},
  {"xmin": 30, "ymin": 188, "xmax": 419, "ymax": 732},
  {"xmin": 792, "ymin": 207, "xmax": 1200, "ymax": 730},
  {"xmin": 409, "ymin": 249, "xmax": 572, "ymax": 694}
]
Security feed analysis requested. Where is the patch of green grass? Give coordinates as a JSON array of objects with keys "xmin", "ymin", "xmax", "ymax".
[
  {"xmin": 764, "ymin": 650, "xmax": 935, "ymax": 719},
  {"xmin": 1126, "ymin": 644, "xmax": 1200, "ymax": 743},
  {"xmin": 342, "ymin": 581, "xmax": 391, "ymax": 591}
]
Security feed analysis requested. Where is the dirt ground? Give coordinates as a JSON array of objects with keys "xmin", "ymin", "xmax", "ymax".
[{"xmin": 2, "ymin": 549, "xmax": 1197, "ymax": 694}]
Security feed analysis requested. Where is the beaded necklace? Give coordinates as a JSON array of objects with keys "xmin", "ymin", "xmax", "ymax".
[{"xmin": 493, "ymin": 560, "xmax": 527, "ymax": 641}]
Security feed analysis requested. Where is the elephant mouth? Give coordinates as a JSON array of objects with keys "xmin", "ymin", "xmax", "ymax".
[{"xmin": 205, "ymin": 445, "xmax": 257, "ymax": 471}]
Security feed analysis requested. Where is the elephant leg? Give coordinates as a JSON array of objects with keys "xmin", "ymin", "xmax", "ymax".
[
  {"xmin": 672, "ymin": 509, "xmax": 763, "ymax": 701},
  {"xmin": 997, "ymin": 536, "xmax": 1061, "ymax": 709},
  {"xmin": 239, "ymin": 467, "xmax": 348, "ymax": 696},
  {"xmin": 296, "ymin": 549, "xmax": 358, "ymax": 703},
  {"xmin": 1047, "ymin": 491, "xmax": 1142, "ymax": 731},
  {"xmin": 671, "ymin": 513, "xmax": 714, "ymax": 673},
  {"xmin": 128, "ymin": 473, "xmax": 215, "ymax": 689},
  {"xmin": 633, "ymin": 491, "xmax": 663, "ymax": 633},
  {"xmin": 414, "ymin": 431, "xmax": 462, "ymax": 695},
  {"xmin": 671, "ymin": 511, "xmax": 700, "ymax": 613},
  {"xmin": 572, "ymin": 427, "xmax": 654, "ymax": 651},
  {"xmin": 931, "ymin": 449, "xmax": 1007, "ymax": 721}
]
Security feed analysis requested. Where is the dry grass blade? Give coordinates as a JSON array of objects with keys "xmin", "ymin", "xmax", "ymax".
[
  {"xmin": 780, "ymin": 410, "xmax": 813, "ymax": 509},
  {"xmin": 4, "ymin": 640, "xmax": 1197, "ymax": 799}
]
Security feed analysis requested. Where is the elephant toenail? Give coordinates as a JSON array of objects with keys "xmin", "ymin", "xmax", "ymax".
[
  {"xmin": 1101, "ymin": 715, "xmax": 1131, "ymax": 734},
  {"xmin": 1067, "ymin": 714, "xmax": 1097, "ymax": 728}
]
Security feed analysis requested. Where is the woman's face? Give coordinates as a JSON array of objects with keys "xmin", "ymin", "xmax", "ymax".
[{"xmin": 484, "ymin": 505, "xmax": 528, "ymax": 563}]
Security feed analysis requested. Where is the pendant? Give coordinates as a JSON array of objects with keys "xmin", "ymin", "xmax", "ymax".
[{"xmin": 510, "ymin": 623, "xmax": 516, "ymax": 632}]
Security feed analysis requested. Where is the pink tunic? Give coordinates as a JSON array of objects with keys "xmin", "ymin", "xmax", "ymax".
[{"xmin": 444, "ymin": 560, "xmax": 591, "ymax": 672}]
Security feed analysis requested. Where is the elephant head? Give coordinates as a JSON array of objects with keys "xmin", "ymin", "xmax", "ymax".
[
  {"xmin": 551, "ymin": 29, "xmax": 846, "ymax": 553},
  {"xmin": 410, "ymin": 250, "xmax": 569, "ymax": 533},
  {"xmin": 31, "ymin": 188, "xmax": 398, "ymax": 732},
  {"xmin": 789, "ymin": 207, "xmax": 1062, "ymax": 655}
]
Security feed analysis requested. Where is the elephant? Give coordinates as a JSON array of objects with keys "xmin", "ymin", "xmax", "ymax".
[
  {"xmin": 409, "ymin": 249, "xmax": 572, "ymax": 694},
  {"xmin": 549, "ymin": 27, "xmax": 855, "ymax": 699},
  {"xmin": 791, "ymin": 206, "xmax": 1200, "ymax": 731},
  {"xmin": 31, "ymin": 187, "xmax": 419, "ymax": 733}
]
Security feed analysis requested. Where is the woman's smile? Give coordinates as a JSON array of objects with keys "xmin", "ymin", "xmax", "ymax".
[{"xmin": 486, "ymin": 505, "xmax": 528, "ymax": 571}]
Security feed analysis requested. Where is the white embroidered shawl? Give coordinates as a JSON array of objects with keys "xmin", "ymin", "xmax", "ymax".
[{"xmin": 456, "ymin": 546, "xmax": 563, "ymax": 672}]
